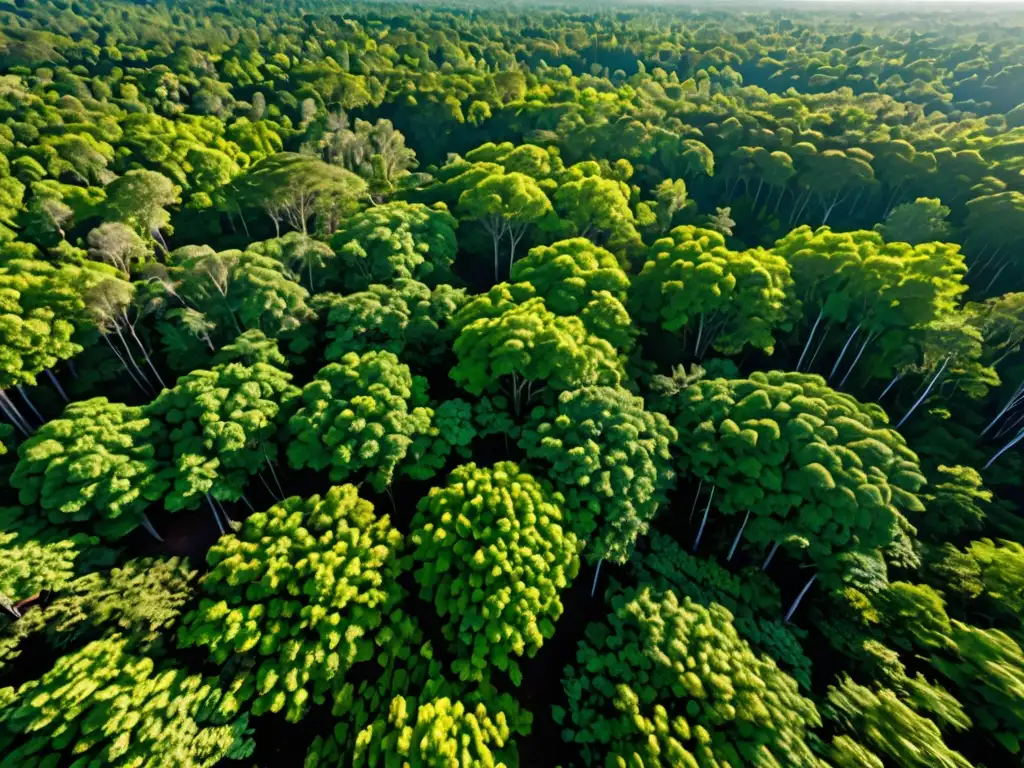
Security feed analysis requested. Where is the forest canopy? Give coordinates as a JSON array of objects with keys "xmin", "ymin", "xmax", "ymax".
[{"xmin": 0, "ymin": 0, "xmax": 1023, "ymax": 766}]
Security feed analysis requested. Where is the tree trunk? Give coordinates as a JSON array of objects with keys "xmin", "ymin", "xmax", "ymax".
[
  {"xmin": 897, "ymin": 355, "xmax": 950, "ymax": 428},
  {"xmin": 0, "ymin": 389, "xmax": 33, "ymax": 436},
  {"xmin": 986, "ymin": 427, "xmax": 1024, "ymax": 469},
  {"xmin": 16, "ymin": 386, "xmax": 44, "ymax": 424},
  {"xmin": 878, "ymin": 372, "xmax": 902, "ymax": 401},
  {"xmin": 982, "ymin": 379, "xmax": 1024, "ymax": 436},
  {"xmin": 692, "ymin": 486, "xmax": 715, "ymax": 552},
  {"xmin": 112, "ymin": 323, "xmax": 153, "ymax": 391},
  {"xmin": 125, "ymin": 320, "xmax": 167, "ymax": 390},
  {"xmin": 727, "ymin": 510, "xmax": 750, "ymax": 562},
  {"xmin": 139, "ymin": 513, "xmax": 164, "ymax": 542},
  {"xmin": 838, "ymin": 331, "xmax": 877, "ymax": 389},
  {"xmin": 206, "ymin": 493, "xmax": 226, "ymax": 535},
  {"xmin": 762, "ymin": 540, "xmax": 780, "ymax": 571},
  {"xmin": 689, "ymin": 479, "xmax": 703, "ymax": 523},
  {"xmin": 45, "ymin": 369, "xmax": 69, "ymax": 402},
  {"xmin": 829, "ymin": 323, "xmax": 862, "ymax": 382},
  {"xmin": 104, "ymin": 335, "xmax": 151, "ymax": 395},
  {"xmin": 785, "ymin": 573, "xmax": 818, "ymax": 623},
  {"xmin": 796, "ymin": 308, "xmax": 823, "ymax": 372},
  {"xmin": 590, "ymin": 559, "xmax": 603, "ymax": 598}
]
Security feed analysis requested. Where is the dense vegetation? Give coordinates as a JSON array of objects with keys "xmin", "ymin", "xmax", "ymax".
[{"xmin": 1, "ymin": 0, "xmax": 1023, "ymax": 765}]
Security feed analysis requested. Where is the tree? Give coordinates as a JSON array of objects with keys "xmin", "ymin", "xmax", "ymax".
[
  {"xmin": 11, "ymin": 397, "xmax": 169, "ymax": 540},
  {"xmin": 824, "ymin": 676, "xmax": 972, "ymax": 768},
  {"xmin": 177, "ymin": 486, "xmax": 411, "ymax": 722},
  {"xmin": 510, "ymin": 237, "xmax": 630, "ymax": 315},
  {"xmin": 411, "ymin": 462, "xmax": 580, "ymax": 686},
  {"xmin": 558, "ymin": 586, "xmax": 822, "ymax": 768},
  {"xmin": 965, "ymin": 539, "xmax": 1024, "ymax": 623},
  {"xmin": 775, "ymin": 226, "xmax": 966, "ymax": 390},
  {"xmin": 458, "ymin": 171, "xmax": 553, "ymax": 282},
  {"xmin": 104, "ymin": 169, "xmax": 181, "ymax": 251},
  {"xmin": 520, "ymin": 386, "xmax": 677, "ymax": 565},
  {"xmin": 451, "ymin": 296, "xmax": 624, "ymax": 413},
  {"xmin": 0, "ymin": 524, "xmax": 92, "ymax": 618},
  {"xmin": 287, "ymin": 350, "xmax": 434, "ymax": 491},
  {"xmin": 320, "ymin": 280, "xmax": 466, "ymax": 367},
  {"xmin": 931, "ymin": 622, "xmax": 1024, "ymax": 755},
  {"xmin": 222, "ymin": 152, "xmax": 367, "ymax": 236},
  {"xmin": 631, "ymin": 225, "xmax": 797, "ymax": 358},
  {"xmin": 0, "ymin": 635, "xmax": 253, "ymax": 767},
  {"xmin": 553, "ymin": 174, "xmax": 642, "ymax": 260},
  {"xmin": 87, "ymin": 222, "xmax": 152, "ymax": 278},
  {"xmin": 876, "ymin": 197, "xmax": 952, "ymax": 245},
  {"xmin": 0, "ymin": 257, "xmax": 100, "ymax": 430},
  {"xmin": 670, "ymin": 372, "xmax": 926, "ymax": 585},
  {"xmin": 327, "ymin": 201, "xmax": 458, "ymax": 291},
  {"xmin": 85, "ymin": 277, "xmax": 168, "ymax": 395},
  {"xmin": 351, "ymin": 697, "xmax": 522, "ymax": 768},
  {"xmin": 145, "ymin": 362, "xmax": 298, "ymax": 524}
]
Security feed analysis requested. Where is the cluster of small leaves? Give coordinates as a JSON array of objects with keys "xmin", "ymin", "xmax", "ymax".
[
  {"xmin": 287, "ymin": 350, "xmax": 434, "ymax": 491},
  {"xmin": 931, "ymin": 622, "xmax": 1024, "ymax": 755},
  {"xmin": 558, "ymin": 585, "xmax": 822, "ymax": 768},
  {"xmin": 825, "ymin": 675, "xmax": 972, "ymax": 768},
  {"xmin": 451, "ymin": 295, "xmax": 624, "ymax": 400},
  {"xmin": 177, "ymin": 486, "xmax": 411, "ymax": 723},
  {"xmin": 0, "ymin": 635, "xmax": 253, "ymax": 767},
  {"xmin": 510, "ymin": 237, "xmax": 635, "ymax": 350},
  {"xmin": 632, "ymin": 531, "xmax": 812, "ymax": 688},
  {"xmin": 631, "ymin": 225, "xmax": 797, "ymax": 355},
  {"xmin": 327, "ymin": 201, "xmax": 458, "ymax": 291},
  {"xmin": 321, "ymin": 279, "xmax": 467, "ymax": 366},
  {"xmin": 672, "ymin": 371, "xmax": 927, "ymax": 579},
  {"xmin": 352, "ymin": 696, "xmax": 519, "ymax": 767},
  {"xmin": 11, "ymin": 397, "xmax": 168, "ymax": 538},
  {"xmin": 410, "ymin": 462, "xmax": 581, "ymax": 686},
  {"xmin": 520, "ymin": 386, "xmax": 677, "ymax": 564},
  {"xmin": 146, "ymin": 361, "xmax": 298, "ymax": 511}
]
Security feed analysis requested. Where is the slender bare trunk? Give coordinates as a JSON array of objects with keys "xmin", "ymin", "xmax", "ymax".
[
  {"xmin": 16, "ymin": 386, "xmax": 43, "ymax": 424},
  {"xmin": 692, "ymin": 486, "xmax": 715, "ymax": 552},
  {"xmin": 838, "ymin": 331, "xmax": 877, "ymax": 389},
  {"xmin": 762, "ymin": 540, "xmax": 780, "ymax": 571},
  {"xmin": 0, "ymin": 390, "xmax": 33, "ymax": 436},
  {"xmin": 140, "ymin": 513, "xmax": 164, "ymax": 542},
  {"xmin": 727, "ymin": 510, "xmax": 750, "ymax": 562},
  {"xmin": 796, "ymin": 308, "xmax": 823, "ymax": 372},
  {"xmin": 45, "ymin": 369, "xmax": 69, "ymax": 402},
  {"xmin": 590, "ymin": 559, "xmax": 603, "ymax": 598},
  {"xmin": 829, "ymin": 323, "xmax": 862, "ymax": 382},
  {"xmin": 785, "ymin": 573, "xmax": 818, "ymax": 623},
  {"xmin": 897, "ymin": 356, "xmax": 950, "ymax": 428}
]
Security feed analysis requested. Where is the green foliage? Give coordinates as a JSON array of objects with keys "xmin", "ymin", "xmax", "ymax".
[
  {"xmin": 146, "ymin": 362, "xmax": 297, "ymax": 512},
  {"xmin": 451, "ymin": 296, "xmax": 624, "ymax": 408},
  {"xmin": 671, "ymin": 371, "xmax": 926, "ymax": 579},
  {"xmin": 632, "ymin": 531, "xmax": 812, "ymax": 688},
  {"xmin": 351, "ymin": 696, "xmax": 521, "ymax": 767},
  {"xmin": 931, "ymin": 622, "xmax": 1024, "ymax": 754},
  {"xmin": 287, "ymin": 350, "xmax": 434, "ymax": 490},
  {"xmin": 411, "ymin": 462, "xmax": 580, "ymax": 686},
  {"xmin": 0, "ymin": 635, "xmax": 253, "ymax": 767},
  {"xmin": 178, "ymin": 486, "xmax": 411, "ymax": 722},
  {"xmin": 966, "ymin": 538, "xmax": 1024, "ymax": 622},
  {"xmin": 328, "ymin": 201, "xmax": 457, "ymax": 291},
  {"xmin": 825, "ymin": 676, "xmax": 971, "ymax": 768},
  {"xmin": 321, "ymin": 279, "xmax": 467, "ymax": 365},
  {"xmin": 12, "ymin": 397, "xmax": 168, "ymax": 538},
  {"xmin": 520, "ymin": 386, "xmax": 677, "ymax": 564},
  {"xmin": 631, "ymin": 225, "xmax": 796, "ymax": 356},
  {"xmin": 876, "ymin": 197, "xmax": 952, "ymax": 245},
  {"xmin": 559, "ymin": 585, "xmax": 822, "ymax": 767}
]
